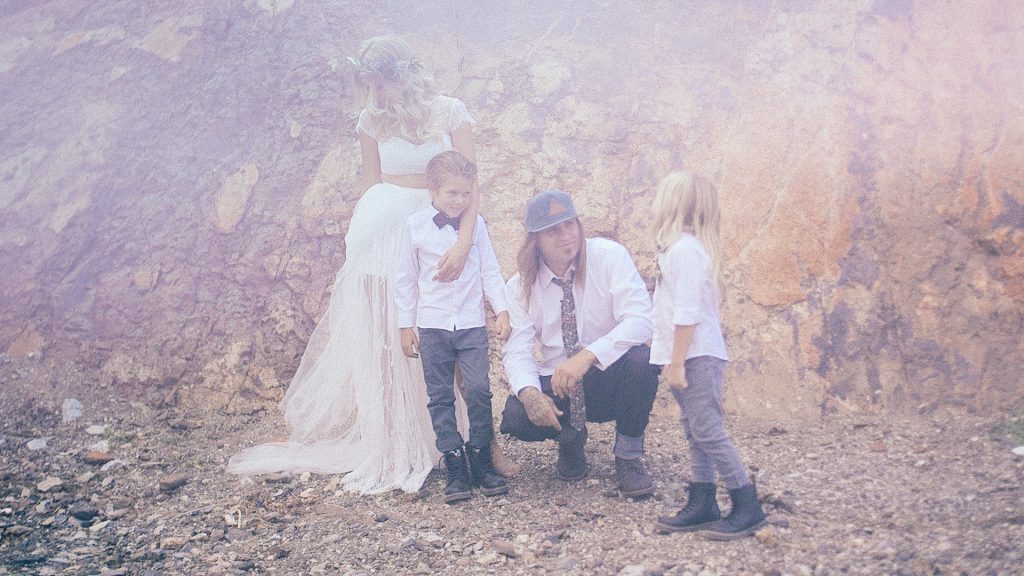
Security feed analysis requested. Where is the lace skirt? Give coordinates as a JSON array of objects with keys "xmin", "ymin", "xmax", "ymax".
[{"xmin": 228, "ymin": 182, "xmax": 466, "ymax": 494}]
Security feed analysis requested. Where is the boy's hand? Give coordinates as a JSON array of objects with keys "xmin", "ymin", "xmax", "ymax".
[
  {"xmin": 400, "ymin": 328, "xmax": 419, "ymax": 358},
  {"xmin": 664, "ymin": 362, "xmax": 687, "ymax": 390},
  {"xmin": 494, "ymin": 311, "xmax": 511, "ymax": 341}
]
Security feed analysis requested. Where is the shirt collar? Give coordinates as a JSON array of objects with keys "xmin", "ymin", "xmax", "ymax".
[{"xmin": 539, "ymin": 261, "xmax": 576, "ymax": 289}]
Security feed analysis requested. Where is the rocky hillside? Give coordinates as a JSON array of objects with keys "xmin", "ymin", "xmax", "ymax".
[{"xmin": 1, "ymin": 1, "xmax": 1022, "ymax": 417}]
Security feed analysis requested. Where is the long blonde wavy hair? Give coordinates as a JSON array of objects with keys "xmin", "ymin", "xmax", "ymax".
[
  {"xmin": 651, "ymin": 171, "xmax": 725, "ymax": 295},
  {"xmin": 351, "ymin": 35, "xmax": 438, "ymax": 143}
]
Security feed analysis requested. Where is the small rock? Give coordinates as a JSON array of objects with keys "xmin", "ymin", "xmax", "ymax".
[
  {"xmin": 299, "ymin": 472, "xmax": 312, "ymax": 483},
  {"xmin": 477, "ymin": 551, "xmax": 502, "ymax": 565},
  {"xmin": 27, "ymin": 438, "xmax": 48, "ymax": 451},
  {"xmin": 61, "ymin": 399, "xmax": 84, "ymax": 423},
  {"xmin": 69, "ymin": 501, "xmax": 99, "ymax": 521},
  {"xmin": 100, "ymin": 460, "xmax": 125, "ymax": 472},
  {"xmin": 158, "ymin": 473, "xmax": 189, "ymax": 493},
  {"xmin": 37, "ymin": 477, "xmax": 63, "ymax": 492},
  {"xmin": 85, "ymin": 425, "xmax": 107, "ymax": 436},
  {"xmin": 82, "ymin": 451, "xmax": 115, "ymax": 465},
  {"xmin": 88, "ymin": 520, "xmax": 110, "ymax": 533},
  {"xmin": 1012, "ymin": 445, "xmax": 1024, "ymax": 456},
  {"xmin": 159, "ymin": 536, "xmax": 188, "ymax": 549},
  {"xmin": 89, "ymin": 440, "xmax": 110, "ymax": 452},
  {"xmin": 413, "ymin": 562, "xmax": 431, "ymax": 575},
  {"xmin": 76, "ymin": 472, "xmax": 96, "ymax": 483},
  {"xmin": 492, "ymin": 539, "xmax": 518, "ymax": 558},
  {"xmin": 755, "ymin": 526, "xmax": 781, "ymax": 545},
  {"xmin": 618, "ymin": 565, "xmax": 646, "ymax": 576},
  {"xmin": 373, "ymin": 513, "xmax": 389, "ymax": 522},
  {"xmin": 267, "ymin": 546, "xmax": 290, "ymax": 559}
]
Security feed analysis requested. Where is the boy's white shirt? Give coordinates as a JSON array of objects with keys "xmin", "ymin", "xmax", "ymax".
[
  {"xmin": 649, "ymin": 233, "xmax": 729, "ymax": 365},
  {"xmin": 395, "ymin": 206, "xmax": 507, "ymax": 330}
]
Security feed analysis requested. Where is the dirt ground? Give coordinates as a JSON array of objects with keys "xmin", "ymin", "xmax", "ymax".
[{"xmin": 1, "ymin": 356, "xmax": 1022, "ymax": 576}]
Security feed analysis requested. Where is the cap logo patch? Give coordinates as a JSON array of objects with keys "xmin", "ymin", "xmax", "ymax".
[{"xmin": 548, "ymin": 199, "xmax": 569, "ymax": 216}]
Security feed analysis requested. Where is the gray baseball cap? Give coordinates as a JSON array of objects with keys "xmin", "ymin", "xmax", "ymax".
[{"xmin": 524, "ymin": 189, "xmax": 578, "ymax": 232}]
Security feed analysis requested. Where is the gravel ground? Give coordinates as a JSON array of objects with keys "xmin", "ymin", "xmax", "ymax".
[{"xmin": 1, "ymin": 356, "xmax": 1022, "ymax": 575}]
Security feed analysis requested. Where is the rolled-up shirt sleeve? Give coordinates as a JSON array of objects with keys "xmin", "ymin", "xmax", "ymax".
[
  {"xmin": 584, "ymin": 243, "xmax": 653, "ymax": 370},
  {"xmin": 501, "ymin": 276, "xmax": 541, "ymax": 396}
]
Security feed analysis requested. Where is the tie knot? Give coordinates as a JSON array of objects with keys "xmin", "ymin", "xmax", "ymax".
[{"xmin": 552, "ymin": 270, "xmax": 575, "ymax": 290}]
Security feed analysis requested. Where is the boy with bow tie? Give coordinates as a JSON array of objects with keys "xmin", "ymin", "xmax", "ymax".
[{"xmin": 395, "ymin": 150, "xmax": 511, "ymax": 503}]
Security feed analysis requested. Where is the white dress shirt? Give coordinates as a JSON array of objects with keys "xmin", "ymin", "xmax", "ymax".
[
  {"xmin": 395, "ymin": 206, "xmax": 507, "ymax": 330},
  {"xmin": 649, "ymin": 233, "xmax": 728, "ymax": 365},
  {"xmin": 501, "ymin": 237, "xmax": 653, "ymax": 397}
]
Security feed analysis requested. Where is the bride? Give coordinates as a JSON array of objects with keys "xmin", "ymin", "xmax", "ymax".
[{"xmin": 228, "ymin": 35, "xmax": 517, "ymax": 493}]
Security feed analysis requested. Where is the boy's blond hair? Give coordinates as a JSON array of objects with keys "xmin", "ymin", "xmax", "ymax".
[
  {"xmin": 425, "ymin": 150, "xmax": 477, "ymax": 191},
  {"xmin": 651, "ymin": 171, "xmax": 724, "ymax": 295}
]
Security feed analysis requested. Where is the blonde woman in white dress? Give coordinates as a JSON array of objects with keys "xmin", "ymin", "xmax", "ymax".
[{"xmin": 229, "ymin": 35, "xmax": 518, "ymax": 493}]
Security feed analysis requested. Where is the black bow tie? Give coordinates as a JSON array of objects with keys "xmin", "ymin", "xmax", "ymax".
[{"xmin": 433, "ymin": 212, "xmax": 461, "ymax": 230}]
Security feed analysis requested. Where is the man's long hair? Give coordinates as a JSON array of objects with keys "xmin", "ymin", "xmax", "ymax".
[{"xmin": 516, "ymin": 218, "xmax": 587, "ymax": 308}]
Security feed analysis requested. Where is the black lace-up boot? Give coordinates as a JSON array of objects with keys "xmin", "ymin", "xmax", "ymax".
[
  {"xmin": 442, "ymin": 446, "xmax": 472, "ymax": 504},
  {"xmin": 466, "ymin": 443, "xmax": 508, "ymax": 496},
  {"xmin": 702, "ymin": 484, "xmax": 766, "ymax": 540},
  {"xmin": 655, "ymin": 482, "xmax": 720, "ymax": 532}
]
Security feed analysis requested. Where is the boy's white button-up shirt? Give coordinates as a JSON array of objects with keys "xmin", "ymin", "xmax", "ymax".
[
  {"xmin": 501, "ymin": 237, "xmax": 654, "ymax": 397},
  {"xmin": 395, "ymin": 207, "xmax": 507, "ymax": 330},
  {"xmin": 649, "ymin": 233, "xmax": 728, "ymax": 365}
]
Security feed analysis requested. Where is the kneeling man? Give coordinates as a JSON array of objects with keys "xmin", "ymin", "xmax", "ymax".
[{"xmin": 500, "ymin": 190, "xmax": 660, "ymax": 497}]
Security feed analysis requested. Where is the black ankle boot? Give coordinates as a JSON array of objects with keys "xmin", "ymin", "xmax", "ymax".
[
  {"xmin": 703, "ymin": 484, "xmax": 766, "ymax": 540},
  {"xmin": 655, "ymin": 482, "xmax": 720, "ymax": 532},
  {"xmin": 556, "ymin": 427, "xmax": 588, "ymax": 481},
  {"xmin": 466, "ymin": 443, "xmax": 508, "ymax": 497},
  {"xmin": 442, "ymin": 446, "xmax": 472, "ymax": 504}
]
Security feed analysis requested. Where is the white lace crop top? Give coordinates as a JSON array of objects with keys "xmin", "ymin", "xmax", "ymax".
[{"xmin": 356, "ymin": 96, "xmax": 475, "ymax": 176}]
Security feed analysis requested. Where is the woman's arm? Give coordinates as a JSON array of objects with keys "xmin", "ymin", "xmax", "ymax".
[
  {"xmin": 435, "ymin": 121, "xmax": 478, "ymax": 282},
  {"xmin": 357, "ymin": 131, "xmax": 382, "ymax": 195}
]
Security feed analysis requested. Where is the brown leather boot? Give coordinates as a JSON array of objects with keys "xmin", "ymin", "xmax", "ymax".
[{"xmin": 615, "ymin": 456, "xmax": 654, "ymax": 498}]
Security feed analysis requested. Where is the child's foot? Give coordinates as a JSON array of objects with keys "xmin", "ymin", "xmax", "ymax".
[{"xmin": 490, "ymin": 439, "xmax": 521, "ymax": 478}]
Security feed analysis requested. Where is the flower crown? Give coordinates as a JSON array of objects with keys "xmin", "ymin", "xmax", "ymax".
[{"xmin": 347, "ymin": 55, "xmax": 422, "ymax": 79}]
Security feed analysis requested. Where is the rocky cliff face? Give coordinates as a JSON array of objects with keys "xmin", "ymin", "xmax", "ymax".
[{"xmin": 2, "ymin": 1, "xmax": 1021, "ymax": 418}]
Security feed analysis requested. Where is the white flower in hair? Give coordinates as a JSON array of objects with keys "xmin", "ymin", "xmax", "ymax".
[{"xmin": 347, "ymin": 55, "xmax": 422, "ymax": 79}]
